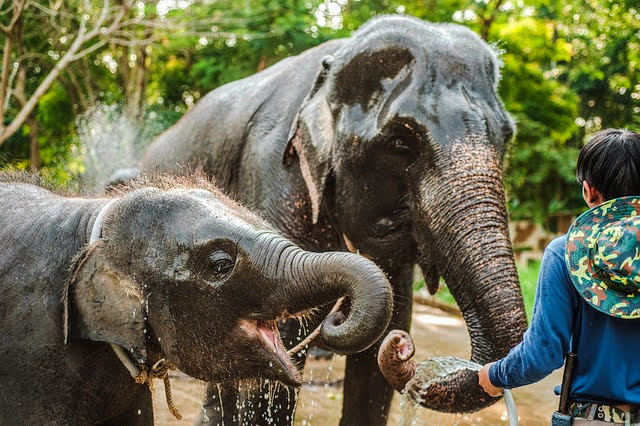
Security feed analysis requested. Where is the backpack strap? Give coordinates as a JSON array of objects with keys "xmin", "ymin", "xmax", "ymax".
[{"xmin": 558, "ymin": 295, "xmax": 582, "ymax": 414}]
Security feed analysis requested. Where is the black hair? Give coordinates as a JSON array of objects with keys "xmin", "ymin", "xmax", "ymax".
[{"xmin": 576, "ymin": 128, "xmax": 640, "ymax": 200}]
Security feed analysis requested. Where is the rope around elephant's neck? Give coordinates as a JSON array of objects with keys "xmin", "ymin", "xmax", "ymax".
[
  {"xmin": 287, "ymin": 297, "xmax": 345, "ymax": 356},
  {"xmin": 135, "ymin": 359, "xmax": 182, "ymax": 420},
  {"xmin": 90, "ymin": 199, "xmax": 181, "ymax": 420}
]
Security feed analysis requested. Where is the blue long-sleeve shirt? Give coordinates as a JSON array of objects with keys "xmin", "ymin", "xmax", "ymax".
[{"xmin": 489, "ymin": 235, "xmax": 640, "ymax": 405}]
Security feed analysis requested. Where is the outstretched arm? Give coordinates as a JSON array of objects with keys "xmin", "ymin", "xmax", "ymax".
[{"xmin": 483, "ymin": 237, "xmax": 579, "ymax": 390}]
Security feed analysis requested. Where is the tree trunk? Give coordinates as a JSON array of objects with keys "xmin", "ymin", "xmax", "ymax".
[
  {"xmin": 257, "ymin": 55, "xmax": 267, "ymax": 71},
  {"xmin": 0, "ymin": 31, "xmax": 13, "ymax": 131},
  {"xmin": 27, "ymin": 116, "xmax": 40, "ymax": 170}
]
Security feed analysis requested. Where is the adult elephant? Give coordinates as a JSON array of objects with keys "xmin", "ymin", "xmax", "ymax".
[{"xmin": 142, "ymin": 15, "xmax": 528, "ymax": 425}]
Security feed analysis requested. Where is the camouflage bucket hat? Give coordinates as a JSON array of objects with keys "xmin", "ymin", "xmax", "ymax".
[{"xmin": 565, "ymin": 196, "xmax": 640, "ymax": 319}]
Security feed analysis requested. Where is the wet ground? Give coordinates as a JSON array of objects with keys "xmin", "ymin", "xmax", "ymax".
[{"xmin": 153, "ymin": 303, "xmax": 562, "ymax": 425}]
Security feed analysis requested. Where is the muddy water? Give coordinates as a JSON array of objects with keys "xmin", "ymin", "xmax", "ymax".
[{"xmin": 153, "ymin": 304, "xmax": 562, "ymax": 425}]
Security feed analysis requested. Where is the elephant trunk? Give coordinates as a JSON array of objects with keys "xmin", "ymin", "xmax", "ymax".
[
  {"xmin": 377, "ymin": 330, "xmax": 418, "ymax": 392},
  {"xmin": 408, "ymin": 140, "xmax": 528, "ymax": 412},
  {"xmin": 254, "ymin": 233, "xmax": 394, "ymax": 355}
]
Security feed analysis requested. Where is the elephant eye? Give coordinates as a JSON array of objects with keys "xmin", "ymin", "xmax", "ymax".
[
  {"xmin": 208, "ymin": 250, "xmax": 235, "ymax": 277},
  {"xmin": 391, "ymin": 138, "xmax": 410, "ymax": 152}
]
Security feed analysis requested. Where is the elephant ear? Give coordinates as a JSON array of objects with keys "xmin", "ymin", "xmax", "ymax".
[
  {"xmin": 66, "ymin": 242, "xmax": 147, "ymax": 362},
  {"xmin": 285, "ymin": 55, "xmax": 336, "ymax": 225}
]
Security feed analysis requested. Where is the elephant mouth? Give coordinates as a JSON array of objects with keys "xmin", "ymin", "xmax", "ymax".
[
  {"xmin": 240, "ymin": 319, "xmax": 302, "ymax": 387},
  {"xmin": 257, "ymin": 320, "xmax": 279, "ymax": 350}
]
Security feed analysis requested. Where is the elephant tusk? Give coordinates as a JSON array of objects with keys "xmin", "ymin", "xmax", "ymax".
[
  {"xmin": 89, "ymin": 199, "xmax": 119, "ymax": 244},
  {"xmin": 341, "ymin": 233, "xmax": 376, "ymax": 260},
  {"xmin": 110, "ymin": 342, "xmax": 142, "ymax": 378},
  {"xmin": 287, "ymin": 297, "xmax": 345, "ymax": 356},
  {"xmin": 342, "ymin": 233, "xmax": 359, "ymax": 254}
]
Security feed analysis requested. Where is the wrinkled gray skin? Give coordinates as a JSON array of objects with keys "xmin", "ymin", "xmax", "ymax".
[
  {"xmin": 142, "ymin": 15, "xmax": 528, "ymax": 425},
  {"xmin": 378, "ymin": 329, "xmax": 489, "ymax": 413},
  {"xmin": 0, "ymin": 178, "xmax": 392, "ymax": 425}
]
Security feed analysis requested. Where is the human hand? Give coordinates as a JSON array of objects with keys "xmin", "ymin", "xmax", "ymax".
[{"xmin": 478, "ymin": 362, "xmax": 504, "ymax": 397}]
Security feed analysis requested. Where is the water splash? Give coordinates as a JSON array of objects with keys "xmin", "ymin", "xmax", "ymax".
[
  {"xmin": 409, "ymin": 357, "xmax": 480, "ymax": 390},
  {"xmin": 75, "ymin": 103, "xmax": 169, "ymax": 193},
  {"xmin": 74, "ymin": 104, "xmax": 142, "ymax": 193},
  {"xmin": 399, "ymin": 357, "xmax": 482, "ymax": 426},
  {"xmin": 399, "ymin": 390, "xmax": 419, "ymax": 426}
]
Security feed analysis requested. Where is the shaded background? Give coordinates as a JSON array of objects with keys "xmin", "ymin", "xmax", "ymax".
[{"xmin": 1, "ymin": 0, "xmax": 638, "ymax": 222}]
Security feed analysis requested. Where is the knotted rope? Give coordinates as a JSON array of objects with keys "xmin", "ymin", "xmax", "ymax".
[{"xmin": 135, "ymin": 359, "xmax": 182, "ymax": 420}]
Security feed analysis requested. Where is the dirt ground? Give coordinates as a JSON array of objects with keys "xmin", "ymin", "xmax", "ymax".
[{"xmin": 153, "ymin": 303, "xmax": 562, "ymax": 425}]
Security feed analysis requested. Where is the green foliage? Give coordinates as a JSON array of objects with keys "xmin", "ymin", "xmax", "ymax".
[
  {"xmin": 37, "ymin": 84, "xmax": 74, "ymax": 137},
  {"xmin": 499, "ymin": 52, "xmax": 582, "ymax": 221},
  {"xmin": 1, "ymin": 0, "xmax": 638, "ymax": 222},
  {"xmin": 0, "ymin": 124, "xmax": 29, "ymax": 164},
  {"xmin": 517, "ymin": 261, "xmax": 542, "ymax": 321},
  {"xmin": 497, "ymin": 19, "xmax": 572, "ymax": 63}
]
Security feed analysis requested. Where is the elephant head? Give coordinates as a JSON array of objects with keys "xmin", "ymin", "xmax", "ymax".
[
  {"xmin": 68, "ymin": 178, "xmax": 393, "ymax": 387},
  {"xmin": 287, "ymin": 16, "xmax": 527, "ymax": 411}
]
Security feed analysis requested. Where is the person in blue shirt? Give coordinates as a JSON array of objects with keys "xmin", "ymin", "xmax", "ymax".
[{"xmin": 478, "ymin": 128, "xmax": 640, "ymax": 425}]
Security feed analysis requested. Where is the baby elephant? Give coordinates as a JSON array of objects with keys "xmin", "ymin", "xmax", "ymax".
[{"xmin": 0, "ymin": 175, "xmax": 393, "ymax": 424}]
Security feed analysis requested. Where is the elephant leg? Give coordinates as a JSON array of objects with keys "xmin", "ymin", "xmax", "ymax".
[
  {"xmin": 197, "ymin": 315, "xmax": 316, "ymax": 425},
  {"xmin": 98, "ymin": 387, "xmax": 153, "ymax": 426},
  {"xmin": 197, "ymin": 383, "xmax": 239, "ymax": 425},
  {"xmin": 340, "ymin": 265, "xmax": 413, "ymax": 426}
]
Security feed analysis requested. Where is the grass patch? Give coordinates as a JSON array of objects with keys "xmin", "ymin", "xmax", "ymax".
[
  {"xmin": 414, "ymin": 260, "xmax": 541, "ymax": 323},
  {"xmin": 517, "ymin": 260, "xmax": 540, "ymax": 321}
]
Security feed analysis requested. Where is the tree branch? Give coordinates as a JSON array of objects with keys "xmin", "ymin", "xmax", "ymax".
[
  {"xmin": 63, "ymin": 66, "xmax": 89, "ymax": 111},
  {"xmin": 0, "ymin": 0, "xmax": 27, "ymax": 35},
  {"xmin": 0, "ymin": 0, "xmax": 137, "ymax": 144},
  {"xmin": 0, "ymin": 0, "xmax": 241, "ymax": 144},
  {"xmin": 0, "ymin": 28, "xmax": 13, "ymax": 129},
  {"xmin": 69, "ymin": 38, "xmax": 109, "ymax": 61},
  {"xmin": 3, "ymin": 59, "xmax": 19, "ymax": 112},
  {"xmin": 12, "ymin": 13, "xmax": 25, "ymax": 106},
  {"xmin": 79, "ymin": 57, "xmax": 96, "ymax": 103},
  {"xmin": 480, "ymin": 0, "xmax": 505, "ymax": 41}
]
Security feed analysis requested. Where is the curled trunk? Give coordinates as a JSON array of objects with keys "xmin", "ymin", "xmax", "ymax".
[
  {"xmin": 378, "ymin": 330, "xmax": 488, "ymax": 412},
  {"xmin": 378, "ymin": 330, "xmax": 418, "ymax": 392},
  {"xmin": 254, "ymin": 233, "xmax": 394, "ymax": 355}
]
